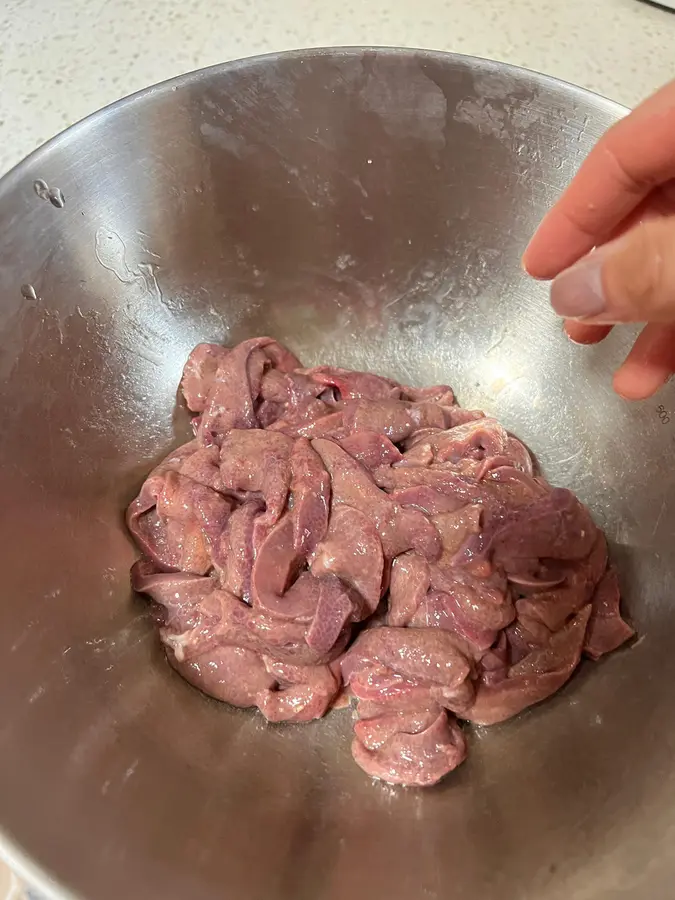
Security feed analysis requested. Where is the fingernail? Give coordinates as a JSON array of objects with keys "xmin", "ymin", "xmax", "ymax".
[{"xmin": 550, "ymin": 253, "xmax": 606, "ymax": 319}]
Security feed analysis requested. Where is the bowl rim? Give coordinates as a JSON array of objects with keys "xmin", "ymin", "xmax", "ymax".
[
  {"xmin": 0, "ymin": 45, "xmax": 627, "ymax": 198},
  {"xmin": 0, "ymin": 44, "xmax": 628, "ymax": 900}
]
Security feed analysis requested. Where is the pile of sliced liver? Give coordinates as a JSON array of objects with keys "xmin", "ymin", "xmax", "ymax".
[{"xmin": 128, "ymin": 337, "xmax": 634, "ymax": 786}]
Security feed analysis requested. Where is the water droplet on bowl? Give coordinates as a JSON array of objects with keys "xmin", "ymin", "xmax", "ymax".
[
  {"xmin": 33, "ymin": 179, "xmax": 50, "ymax": 201},
  {"xmin": 21, "ymin": 284, "xmax": 38, "ymax": 301},
  {"xmin": 48, "ymin": 187, "xmax": 65, "ymax": 209}
]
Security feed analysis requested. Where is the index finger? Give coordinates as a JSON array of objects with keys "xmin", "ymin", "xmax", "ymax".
[{"xmin": 523, "ymin": 80, "xmax": 675, "ymax": 280}]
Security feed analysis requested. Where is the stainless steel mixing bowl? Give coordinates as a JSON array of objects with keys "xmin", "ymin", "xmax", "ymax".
[{"xmin": 0, "ymin": 47, "xmax": 672, "ymax": 900}]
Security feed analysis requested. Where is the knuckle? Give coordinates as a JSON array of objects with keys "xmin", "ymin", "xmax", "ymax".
[
  {"xmin": 604, "ymin": 144, "xmax": 654, "ymax": 195},
  {"xmin": 556, "ymin": 204, "xmax": 600, "ymax": 241}
]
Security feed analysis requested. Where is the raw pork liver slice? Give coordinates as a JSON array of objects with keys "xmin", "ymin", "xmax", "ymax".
[{"xmin": 128, "ymin": 338, "xmax": 634, "ymax": 787}]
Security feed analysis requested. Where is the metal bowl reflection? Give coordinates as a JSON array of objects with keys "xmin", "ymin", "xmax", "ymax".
[{"xmin": 0, "ymin": 47, "xmax": 672, "ymax": 900}]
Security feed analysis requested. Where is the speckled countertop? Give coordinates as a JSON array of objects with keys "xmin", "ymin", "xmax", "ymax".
[{"xmin": 0, "ymin": 0, "xmax": 674, "ymax": 896}]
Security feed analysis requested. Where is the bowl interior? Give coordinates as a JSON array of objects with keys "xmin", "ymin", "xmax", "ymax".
[{"xmin": 0, "ymin": 48, "xmax": 673, "ymax": 900}]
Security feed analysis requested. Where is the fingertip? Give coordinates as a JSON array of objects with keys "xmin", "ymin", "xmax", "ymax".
[
  {"xmin": 522, "ymin": 223, "xmax": 560, "ymax": 280},
  {"xmin": 612, "ymin": 323, "xmax": 675, "ymax": 400},
  {"xmin": 521, "ymin": 245, "xmax": 553, "ymax": 281},
  {"xmin": 520, "ymin": 247, "xmax": 536, "ymax": 277},
  {"xmin": 522, "ymin": 209, "xmax": 602, "ymax": 281},
  {"xmin": 612, "ymin": 371, "xmax": 647, "ymax": 400},
  {"xmin": 612, "ymin": 364, "xmax": 669, "ymax": 401},
  {"xmin": 564, "ymin": 320, "xmax": 613, "ymax": 345}
]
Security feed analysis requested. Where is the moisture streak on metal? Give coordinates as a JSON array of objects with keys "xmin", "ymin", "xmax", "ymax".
[{"xmin": 32, "ymin": 179, "xmax": 65, "ymax": 208}]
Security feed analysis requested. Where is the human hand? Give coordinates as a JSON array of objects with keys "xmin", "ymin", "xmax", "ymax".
[{"xmin": 523, "ymin": 79, "xmax": 675, "ymax": 400}]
